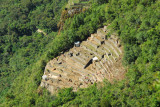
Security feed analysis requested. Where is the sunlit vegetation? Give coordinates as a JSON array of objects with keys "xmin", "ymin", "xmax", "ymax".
[{"xmin": 0, "ymin": 0, "xmax": 159, "ymax": 106}]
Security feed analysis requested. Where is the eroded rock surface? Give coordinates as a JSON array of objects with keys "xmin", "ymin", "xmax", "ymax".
[{"xmin": 40, "ymin": 26, "xmax": 125, "ymax": 93}]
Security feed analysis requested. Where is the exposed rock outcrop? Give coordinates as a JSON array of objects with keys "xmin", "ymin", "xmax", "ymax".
[{"xmin": 40, "ymin": 26, "xmax": 126, "ymax": 93}]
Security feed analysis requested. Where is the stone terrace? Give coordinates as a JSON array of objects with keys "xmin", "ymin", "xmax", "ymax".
[{"xmin": 40, "ymin": 26, "xmax": 125, "ymax": 93}]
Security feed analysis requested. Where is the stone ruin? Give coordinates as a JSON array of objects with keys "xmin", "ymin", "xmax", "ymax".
[{"xmin": 40, "ymin": 26, "xmax": 125, "ymax": 93}]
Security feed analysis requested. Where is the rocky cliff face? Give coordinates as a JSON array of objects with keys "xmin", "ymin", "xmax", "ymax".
[{"xmin": 40, "ymin": 26, "xmax": 126, "ymax": 93}]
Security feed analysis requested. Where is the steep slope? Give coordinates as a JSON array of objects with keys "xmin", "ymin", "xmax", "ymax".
[
  {"xmin": 0, "ymin": 0, "xmax": 68, "ymax": 103},
  {"xmin": 1, "ymin": 0, "xmax": 159, "ymax": 106},
  {"xmin": 40, "ymin": 26, "xmax": 126, "ymax": 93}
]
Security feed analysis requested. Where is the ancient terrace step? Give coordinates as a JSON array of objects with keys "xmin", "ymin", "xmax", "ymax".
[{"xmin": 40, "ymin": 26, "xmax": 124, "ymax": 93}]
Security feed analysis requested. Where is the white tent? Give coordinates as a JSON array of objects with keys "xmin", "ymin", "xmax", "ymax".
[
  {"xmin": 42, "ymin": 75, "xmax": 48, "ymax": 80},
  {"xmin": 92, "ymin": 57, "xmax": 98, "ymax": 61}
]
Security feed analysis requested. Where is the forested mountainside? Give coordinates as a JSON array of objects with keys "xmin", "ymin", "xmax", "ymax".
[
  {"xmin": 0, "ymin": 0, "xmax": 68, "ymax": 103},
  {"xmin": 0, "ymin": 0, "xmax": 160, "ymax": 106}
]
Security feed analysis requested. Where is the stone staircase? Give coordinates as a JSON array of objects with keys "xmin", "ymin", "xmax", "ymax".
[{"xmin": 40, "ymin": 26, "xmax": 125, "ymax": 93}]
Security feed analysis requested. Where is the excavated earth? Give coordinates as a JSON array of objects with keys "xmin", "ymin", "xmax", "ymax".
[{"xmin": 40, "ymin": 26, "xmax": 126, "ymax": 93}]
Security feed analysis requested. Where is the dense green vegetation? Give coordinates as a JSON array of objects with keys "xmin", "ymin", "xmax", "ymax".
[
  {"xmin": 0, "ymin": 0, "xmax": 68, "ymax": 104},
  {"xmin": 0, "ymin": 0, "xmax": 160, "ymax": 106}
]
